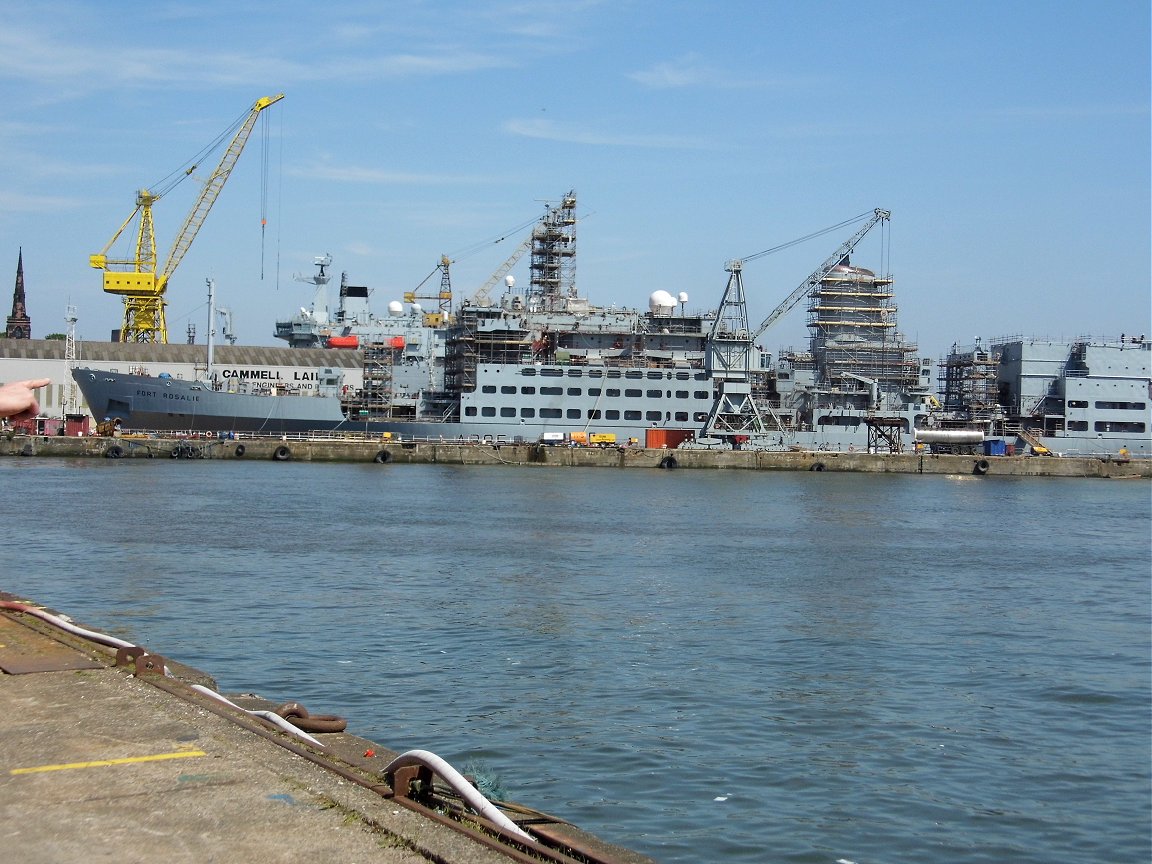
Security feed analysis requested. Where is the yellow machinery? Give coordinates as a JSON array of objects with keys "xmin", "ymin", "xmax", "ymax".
[{"xmin": 90, "ymin": 93, "xmax": 284, "ymax": 343}]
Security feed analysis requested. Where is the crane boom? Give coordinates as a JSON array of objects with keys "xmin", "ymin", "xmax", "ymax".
[
  {"xmin": 751, "ymin": 208, "xmax": 889, "ymax": 340},
  {"xmin": 471, "ymin": 236, "xmax": 532, "ymax": 306},
  {"xmin": 160, "ymin": 93, "xmax": 284, "ymax": 289},
  {"xmin": 89, "ymin": 93, "xmax": 284, "ymax": 343}
]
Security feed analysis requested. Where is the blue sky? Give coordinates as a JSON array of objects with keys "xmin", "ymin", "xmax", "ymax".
[{"xmin": 1, "ymin": 1, "xmax": 1148, "ymax": 360}]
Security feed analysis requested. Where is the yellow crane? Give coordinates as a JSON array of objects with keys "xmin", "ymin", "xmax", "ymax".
[{"xmin": 90, "ymin": 93, "xmax": 284, "ymax": 343}]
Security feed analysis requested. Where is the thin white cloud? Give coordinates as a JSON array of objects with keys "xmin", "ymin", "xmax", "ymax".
[
  {"xmin": 465, "ymin": 0, "xmax": 609, "ymax": 40},
  {"xmin": 0, "ymin": 190, "xmax": 84, "ymax": 213},
  {"xmin": 503, "ymin": 117, "xmax": 715, "ymax": 150},
  {"xmin": 992, "ymin": 103, "xmax": 1149, "ymax": 119},
  {"xmin": 629, "ymin": 52, "xmax": 812, "ymax": 92},
  {"xmin": 0, "ymin": 19, "xmax": 512, "ymax": 96},
  {"xmin": 630, "ymin": 55, "xmax": 719, "ymax": 89},
  {"xmin": 629, "ymin": 53, "xmax": 750, "ymax": 90},
  {"xmin": 289, "ymin": 162, "xmax": 488, "ymax": 185}
]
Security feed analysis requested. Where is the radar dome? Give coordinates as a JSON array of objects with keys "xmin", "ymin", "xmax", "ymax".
[
  {"xmin": 387, "ymin": 301, "xmax": 404, "ymax": 317},
  {"xmin": 648, "ymin": 290, "xmax": 676, "ymax": 315},
  {"xmin": 411, "ymin": 303, "xmax": 423, "ymax": 315},
  {"xmin": 505, "ymin": 274, "xmax": 516, "ymax": 289},
  {"xmin": 677, "ymin": 291, "xmax": 689, "ymax": 304}
]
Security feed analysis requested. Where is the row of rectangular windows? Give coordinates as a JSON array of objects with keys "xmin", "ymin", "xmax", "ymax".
[
  {"xmin": 1066, "ymin": 400, "xmax": 1148, "ymax": 410},
  {"xmin": 482, "ymin": 384, "xmax": 710, "ymax": 399},
  {"xmin": 519, "ymin": 368, "xmax": 708, "ymax": 381},
  {"xmin": 1066, "ymin": 421, "xmax": 1147, "ymax": 432},
  {"xmin": 464, "ymin": 406, "xmax": 696, "ymax": 422}
]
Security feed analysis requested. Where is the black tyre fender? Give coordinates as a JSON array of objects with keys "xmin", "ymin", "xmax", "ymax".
[
  {"xmin": 105, "ymin": 445, "xmax": 124, "ymax": 459},
  {"xmin": 234, "ymin": 444, "xmax": 246, "ymax": 458},
  {"xmin": 974, "ymin": 458, "xmax": 990, "ymax": 475},
  {"xmin": 810, "ymin": 462, "xmax": 825, "ymax": 472},
  {"xmin": 272, "ymin": 445, "xmax": 292, "ymax": 462},
  {"xmin": 658, "ymin": 455, "xmax": 678, "ymax": 469},
  {"xmin": 373, "ymin": 449, "xmax": 392, "ymax": 464}
]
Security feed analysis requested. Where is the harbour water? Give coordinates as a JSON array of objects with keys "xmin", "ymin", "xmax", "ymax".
[{"xmin": 3, "ymin": 459, "xmax": 1149, "ymax": 863}]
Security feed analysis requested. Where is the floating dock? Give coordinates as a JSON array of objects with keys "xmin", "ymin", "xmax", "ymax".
[
  {"xmin": 0, "ymin": 595, "xmax": 653, "ymax": 864},
  {"xmin": 2, "ymin": 434, "xmax": 1149, "ymax": 478}
]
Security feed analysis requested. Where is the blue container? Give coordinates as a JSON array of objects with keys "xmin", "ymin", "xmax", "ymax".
[{"xmin": 983, "ymin": 439, "xmax": 1007, "ymax": 456}]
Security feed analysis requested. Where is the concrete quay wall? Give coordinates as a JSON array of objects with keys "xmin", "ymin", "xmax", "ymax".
[{"xmin": 3, "ymin": 434, "xmax": 1150, "ymax": 479}]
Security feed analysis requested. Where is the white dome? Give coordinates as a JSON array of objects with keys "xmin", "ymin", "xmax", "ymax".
[
  {"xmin": 387, "ymin": 301, "xmax": 404, "ymax": 317},
  {"xmin": 677, "ymin": 291, "xmax": 689, "ymax": 304},
  {"xmin": 505, "ymin": 274, "xmax": 516, "ymax": 289},
  {"xmin": 648, "ymin": 290, "xmax": 676, "ymax": 314}
]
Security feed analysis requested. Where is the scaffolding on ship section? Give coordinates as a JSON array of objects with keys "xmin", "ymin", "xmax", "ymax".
[
  {"xmin": 939, "ymin": 340, "xmax": 1003, "ymax": 423},
  {"xmin": 806, "ymin": 263, "xmax": 922, "ymax": 406},
  {"xmin": 528, "ymin": 191, "xmax": 578, "ymax": 308}
]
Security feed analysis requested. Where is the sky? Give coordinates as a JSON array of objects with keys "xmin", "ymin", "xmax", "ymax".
[{"xmin": 0, "ymin": 0, "xmax": 1148, "ymax": 361}]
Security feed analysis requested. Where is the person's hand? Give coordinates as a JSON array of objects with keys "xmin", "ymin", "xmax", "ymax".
[{"xmin": 0, "ymin": 378, "xmax": 51, "ymax": 421}]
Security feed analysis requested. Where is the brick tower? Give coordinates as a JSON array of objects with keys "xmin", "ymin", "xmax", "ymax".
[{"xmin": 6, "ymin": 248, "xmax": 31, "ymax": 339}]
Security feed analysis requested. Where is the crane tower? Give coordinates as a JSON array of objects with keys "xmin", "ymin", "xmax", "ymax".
[{"xmin": 89, "ymin": 93, "xmax": 284, "ymax": 343}]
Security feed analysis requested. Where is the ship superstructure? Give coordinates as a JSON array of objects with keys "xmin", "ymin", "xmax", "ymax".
[{"xmin": 940, "ymin": 336, "xmax": 1150, "ymax": 455}]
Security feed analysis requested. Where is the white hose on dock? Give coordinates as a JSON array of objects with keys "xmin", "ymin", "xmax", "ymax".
[
  {"xmin": 0, "ymin": 600, "xmax": 136, "ymax": 649},
  {"xmin": 383, "ymin": 749, "xmax": 533, "ymax": 841},
  {"xmin": 189, "ymin": 684, "xmax": 325, "ymax": 748},
  {"xmin": 0, "ymin": 599, "xmax": 174, "ymax": 676},
  {"xmin": 3, "ymin": 600, "xmax": 530, "ymax": 844}
]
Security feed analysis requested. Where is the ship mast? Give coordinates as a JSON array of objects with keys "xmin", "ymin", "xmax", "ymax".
[{"xmin": 205, "ymin": 278, "xmax": 216, "ymax": 383}]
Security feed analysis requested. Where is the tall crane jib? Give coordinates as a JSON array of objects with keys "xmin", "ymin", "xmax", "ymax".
[
  {"xmin": 702, "ymin": 208, "xmax": 890, "ymax": 445},
  {"xmin": 89, "ymin": 93, "xmax": 285, "ymax": 343}
]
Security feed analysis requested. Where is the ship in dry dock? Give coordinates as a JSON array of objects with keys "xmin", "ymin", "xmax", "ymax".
[{"xmin": 68, "ymin": 194, "xmax": 1151, "ymax": 457}]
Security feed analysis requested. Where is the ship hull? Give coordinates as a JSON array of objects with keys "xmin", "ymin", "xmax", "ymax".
[
  {"xmin": 72, "ymin": 366, "xmax": 1149, "ymax": 456},
  {"xmin": 72, "ymin": 368, "xmax": 350, "ymax": 434}
]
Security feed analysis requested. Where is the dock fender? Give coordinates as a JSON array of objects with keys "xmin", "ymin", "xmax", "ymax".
[
  {"xmin": 104, "ymin": 444, "xmax": 123, "ymax": 459},
  {"xmin": 234, "ymin": 444, "xmax": 246, "ymax": 457},
  {"xmin": 658, "ymin": 455, "xmax": 679, "ymax": 469},
  {"xmin": 810, "ymin": 461, "xmax": 825, "ymax": 471},
  {"xmin": 973, "ymin": 458, "xmax": 990, "ymax": 476},
  {"xmin": 272, "ymin": 445, "xmax": 292, "ymax": 462},
  {"xmin": 373, "ymin": 449, "xmax": 392, "ymax": 464}
]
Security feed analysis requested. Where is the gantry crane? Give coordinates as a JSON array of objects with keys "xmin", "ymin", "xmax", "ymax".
[
  {"xmin": 702, "ymin": 208, "xmax": 890, "ymax": 445},
  {"xmin": 90, "ymin": 93, "xmax": 284, "ymax": 343}
]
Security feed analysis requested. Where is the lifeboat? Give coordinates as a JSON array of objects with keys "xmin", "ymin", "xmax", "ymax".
[{"xmin": 326, "ymin": 335, "xmax": 360, "ymax": 349}]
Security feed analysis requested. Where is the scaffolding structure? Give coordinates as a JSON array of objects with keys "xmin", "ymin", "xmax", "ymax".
[
  {"xmin": 348, "ymin": 340, "xmax": 400, "ymax": 418},
  {"xmin": 528, "ymin": 191, "xmax": 577, "ymax": 307},
  {"xmin": 807, "ymin": 264, "xmax": 921, "ymax": 403},
  {"xmin": 939, "ymin": 341, "xmax": 1001, "ymax": 421}
]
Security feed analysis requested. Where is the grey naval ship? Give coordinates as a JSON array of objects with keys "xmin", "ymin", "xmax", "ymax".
[{"xmin": 72, "ymin": 193, "xmax": 1151, "ymax": 457}]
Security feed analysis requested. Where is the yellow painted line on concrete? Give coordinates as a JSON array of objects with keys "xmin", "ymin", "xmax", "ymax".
[{"xmin": 9, "ymin": 749, "xmax": 207, "ymax": 775}]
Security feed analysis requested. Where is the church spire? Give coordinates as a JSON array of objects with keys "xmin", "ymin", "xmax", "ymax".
[{"xmin": 6, "ymin": 248, "xmax": 32, "ymax": 339}]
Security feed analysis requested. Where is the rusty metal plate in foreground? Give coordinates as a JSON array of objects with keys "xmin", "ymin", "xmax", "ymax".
[{"xmin": 0, "ymin": 614, "xmax": 104, "ymax": 674}]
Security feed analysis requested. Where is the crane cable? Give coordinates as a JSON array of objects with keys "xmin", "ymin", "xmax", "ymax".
[
  {"xmin": 737, "ymin": 209, "xmax": 875, "ymax": 264},
  {"xmin": 446, "ymin": 212, "xmax": 547, "ymax": 263},
  {"xmin": 146, "ymin": 106, "xmax": 253, "ymax": 200},
  {"xmin": 259, "ymin": 108, "xmax": 272, "ymax": 280}
]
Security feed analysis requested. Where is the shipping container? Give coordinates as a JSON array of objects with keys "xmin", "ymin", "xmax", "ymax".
[{"xmin": 645, "ymin": 429, "xmax": 695, "ymax": 449}]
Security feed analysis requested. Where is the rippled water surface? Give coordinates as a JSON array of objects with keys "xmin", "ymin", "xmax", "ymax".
[{"xmin": 3, "ymin": 459, "xmax": 1149, "ymax": 863}]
